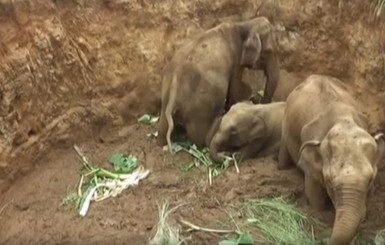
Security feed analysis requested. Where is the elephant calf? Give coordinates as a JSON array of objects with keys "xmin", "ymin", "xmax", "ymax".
[
  {"xmin": 278, "ymin": 74, "xmax": 385, "ymax": 245},
  {"xmin": 157, "ymin": 17, "xmax": 279, "ymax": 153},
  {"xmin": 207, "ymin": 100, "xmax": 286, "ymax": 162}
]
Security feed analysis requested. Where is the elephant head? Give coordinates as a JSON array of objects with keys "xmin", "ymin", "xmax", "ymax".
[
  {"xmin": 299, "ymin": 125, "xmax": 385, "ymax": 245},
  {"xmin": 236, "ymin": 17, "xmax": 279, "ymax": 104},
  {"xmin": 209, "ymin": 101, "xmax": 267, "ymax": 162},
  {"xmin": 240, "ymin": 31, "xmax": 262, "ymax": 69}
]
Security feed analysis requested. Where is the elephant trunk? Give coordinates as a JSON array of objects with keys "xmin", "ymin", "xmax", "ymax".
[
  {"xmin": 209, "ymin": 134, "xmax": 226, "ymax": 162},
  {"xmin": 330, "ymin": 186, "xmax": 367, "ymax": 245}
]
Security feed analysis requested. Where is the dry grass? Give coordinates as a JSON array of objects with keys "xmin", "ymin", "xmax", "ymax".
[
  {"xmin": 241, "ymin": 197, "xmax": 318, "ymax": 245},
  {"xmin": 375, "ymin": 0, "xmax": 385, "ymax": 16},
  {"xmin": 148, "ymin": 201, "xmax": 187, "ymax": 245}
]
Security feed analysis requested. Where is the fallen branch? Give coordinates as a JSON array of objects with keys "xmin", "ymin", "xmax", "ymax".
[{"xmin": 179, "ymin": 219, "xmax": 237, "ymax": 234}]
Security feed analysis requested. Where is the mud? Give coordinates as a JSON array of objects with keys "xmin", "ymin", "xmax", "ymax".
[{"xmin": 0, "ymin": 0, "xmax": 385, "ymax": 244}]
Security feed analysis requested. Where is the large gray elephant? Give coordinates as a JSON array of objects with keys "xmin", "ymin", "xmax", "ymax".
[
  {"xmin": 278, "ymin": 74, "xmax": 385, "ymax": 245},
  {"xmin": 156, "ymin": 17, "xmax": 279, "ymax": 153},
  {"xmin": 207, "ymin": 100, "xmax": 285, "ymax": 162}
]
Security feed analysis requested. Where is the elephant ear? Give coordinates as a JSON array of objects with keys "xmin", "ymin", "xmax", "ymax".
[
  {"xmin": 298, "ymin": 140, "xmax": 324, "ymax": 183},
  {"xmin": 249, "ymin": 115, "xmax": 267, "ymax": 140},
  {"xmin": 240, "ymin": 32, "xmax": 262, "ymax": 68}
]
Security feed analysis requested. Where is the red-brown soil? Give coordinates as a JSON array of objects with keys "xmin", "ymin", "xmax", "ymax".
[{"xmin": 0, "ymin": 0, "xmax": 385, "ymax": 244}]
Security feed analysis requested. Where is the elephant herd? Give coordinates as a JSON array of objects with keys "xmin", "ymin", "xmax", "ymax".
[{"xmin": 155, "ymin": 17, "xmax": 385, "ymax": 245}]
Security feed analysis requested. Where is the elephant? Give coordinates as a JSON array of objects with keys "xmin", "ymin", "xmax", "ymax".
[
  {"xmin": 157, "ymin": 17, "xmax": 279, "ymax": 153},
  {"xmin": 272, "ymin": 70, "xmax": 306, "ymax": 102},
  {"xmin": 206, "ymin": 100, "xmax": 285, "ymax": 162},
  {"xmin": 278, "ymin": 74, "xmax": 385, "ymax": 245}
]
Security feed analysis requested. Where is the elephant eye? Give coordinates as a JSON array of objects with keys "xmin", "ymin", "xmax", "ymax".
[{"xmin": 361, "ymin": 141, "xmax": 376, "ymax": 162}]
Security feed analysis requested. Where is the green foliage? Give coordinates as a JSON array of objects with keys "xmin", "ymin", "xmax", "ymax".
[
  {"xmin": 166, "ymin": 141, "xmax": 242, "ymax": 183},
  {"xmin": 242, "ymin": 197, "xmax": 316, "ymax": 245},
  {"xmin": 60, "ymin": 191, "xmax": 78, "ymax": 207},
  {"xmin": 63, "ymin": 150, "xmax": 142, "ymax": 215},
  {"xmin": 108, "ymin": 153, "xmax": 138, "ymax": 174},
  {"xmin": 138, "ymin": 114, "xmax": 159, "ymax": 125},
  {"xmin": 219, "ymin": 233, "xmax": 254, "ymax": 245},
  {"xmin": 374, "ymin": 229, "xmax": 385, "ymax": 245}
]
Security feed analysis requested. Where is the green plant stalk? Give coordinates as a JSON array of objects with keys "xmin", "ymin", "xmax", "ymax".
[
  {"xmin": 183, "ymin": 148, "xmax": 206, "ymax": 164},
  {"xmin": 187, "ymin": 148, "xmax": 212, "ymax": 166},
  {"xmin": 80, "ymin": 160, "xmax": 95, "ymax": 172},
  {"xmin": 95, "ymin": 168, "xmax": 126, "ymax": 179},
  {"xmin": 83, "ymin": 168, "xmax": 100, "ymax": 177}
]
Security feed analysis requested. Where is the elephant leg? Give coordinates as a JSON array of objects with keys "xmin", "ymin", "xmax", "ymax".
[
  {"xmin": 227, "ymin": 87, "xmax": 246, "ymax": 111},
  {"xmin": 304, "ymin": 173, "xmax": 328, "ymax": 211},
  {"xmin": 226, "ymin": 68, "xmax": 250, "ymax": 110},
  {"xmin": 271, "ymin": 152, "xmax": 279, "ymax": 161},
  {"xmin": 277, "ymin": 142, "xmax": 293, "ymax": 170},
  {"xmin": 260, "ymin": 50, "xmax": 279, "ymax": 104},
  {"xmin": 185, "ymin": 120, "xmax": 211, "ymax": 148},
  {"xmin": 157, "ymin": 112, "xmax": 168, "ymax": 147}
]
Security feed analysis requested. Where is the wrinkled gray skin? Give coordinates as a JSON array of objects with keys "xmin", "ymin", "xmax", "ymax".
[
  {"xmin": 207, "ymin": 100, "xmax": 285, "ymax": 162},
  {"xmin": 278, "ymin": 74, "xmax": 385, "ymax": 245},
  {"xmin": 156, "ymin": 17, "xmax": 279, "ymax": 153}
]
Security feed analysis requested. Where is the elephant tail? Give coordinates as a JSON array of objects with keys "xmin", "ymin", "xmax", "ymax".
[{"xmin": 165, "ymin": 73, "xmax": 178, "ymax": 154}]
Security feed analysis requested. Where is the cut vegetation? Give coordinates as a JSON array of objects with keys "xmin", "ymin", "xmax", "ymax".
[
  {"xmin": 241, "ymin": 197, "xmax": 318, "ymax": 245},
  {"xmin": 172, "ymin": 143, "xmax": 242, "ymax": 185},
  {"xmin": 62, "ymin": 145, "xmax": 150, "ymax": 216},
  {"xmin": 138, "ymin": 113, "xmax": 242, "ymax": 185},
  {"xmin": 148, "ymin": 201, "xmax": 187, "ymax": 245}
]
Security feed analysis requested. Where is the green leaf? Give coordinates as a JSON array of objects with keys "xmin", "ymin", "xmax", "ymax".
[
  {"xmin": 109, "ymin": 153, "xmax": 124, "ymax": 166},
  {"xmin": 219, "ymin": 233, "xmax": 254, "ymax": 245},
  {"xmin": 218, "ymin": 240, "xmax": 238, "ymax": 245},
  {"xmin": 77, "ymin": 183, "xmax": 95, "ymax": 211},
  {"xmin": 179, "ymin": 162, "xmax": 196, "ymax": 172},
  {"xmin": 138, "ymin": 114, "xmax": 159, "ymax": 125},
  {"xmin": 162, "ymin": 143, "xmax": 185, "ymax": 153},
  {"xmin": 108, "ymin": 153, "xmax": 138, "ymax": 174},
  {"xmin": 237, "ymin": 233, "xmax": 254, "ymax": 244}
]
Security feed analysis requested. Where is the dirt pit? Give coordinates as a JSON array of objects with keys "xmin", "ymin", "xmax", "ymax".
[{"xmin": 0, "ymin": 0, "xmax": 385, "ymax": 244}]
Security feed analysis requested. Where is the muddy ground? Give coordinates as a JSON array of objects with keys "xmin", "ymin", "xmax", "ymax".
[{"xmin": 0, "ymin": 0, "xmax": 385, "ymax": 244}]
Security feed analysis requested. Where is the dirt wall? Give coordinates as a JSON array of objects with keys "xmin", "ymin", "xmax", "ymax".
[{"xmin": 0, "ymin": 0, "xmax": 384, "ymax": 192}]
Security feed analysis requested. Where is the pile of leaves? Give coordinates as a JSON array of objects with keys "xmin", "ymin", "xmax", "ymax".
[
  {"xmin": 137, "ymin": 113, "xmax": 242, "ymax": 185},
  {"xmin": 63, "ymin": 145, "xmax": 150, "ymax": 216},
  {"xmin": 170, "ymin": 143, "xmax": 242, "ymax": 185}
]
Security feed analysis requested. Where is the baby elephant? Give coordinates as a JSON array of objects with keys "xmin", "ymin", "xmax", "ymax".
[
  {"xmin": 157, "ymin": 17, "xmax": 279, "ymax": 153},
  {"xmin": 207, "ymin": 101, "xmax": 286, "ymax": 162},
  {"xmin": 279, "ymin": 74, "xmax": 385, "ymax": 245}
]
